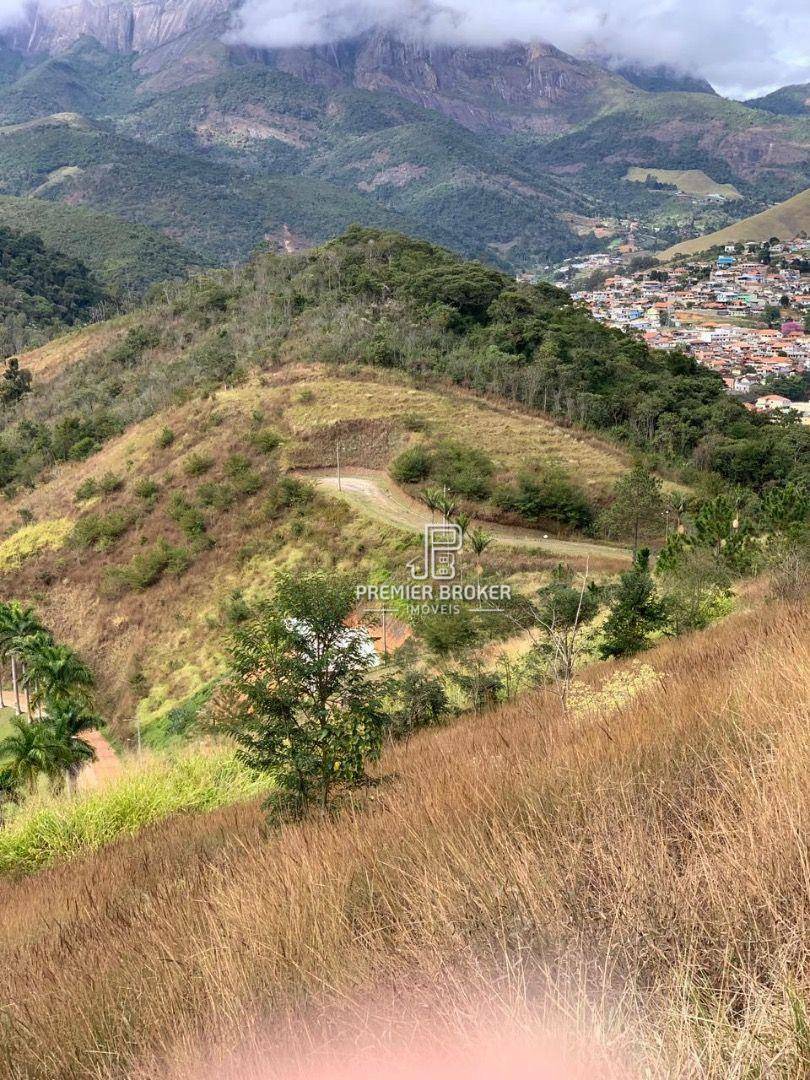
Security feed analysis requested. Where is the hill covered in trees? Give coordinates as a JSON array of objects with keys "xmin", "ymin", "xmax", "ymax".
[
  {"xmin": 1, "ymin": 227, "xmax": 806, "ymax": 495},
  {"xmin": 0, "ymin": 224, "xmax": 109, "ymax": 355}
]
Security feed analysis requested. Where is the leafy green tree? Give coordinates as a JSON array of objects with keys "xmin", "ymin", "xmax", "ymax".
[
  {"xmin": 694, "ymin": 494, "xmax": 754, "ymax": 571},
  {"xmin": 599, "ymin": 465, "xmax": 664, "ymax": 551},
  {"xmin": 44, "ymin": 702, "xmax": 98, "ymax": 794},
  {"xmin": 388, "ymin": 671, "xmax": 448, "ymax": 739},
  {"xmin": 600, "ymin": 549, "xmax": 667, "ymax": 658},
  {"xmin": 219, "ymin": 571, "xmax": 385, "ymax": 815},
  {"xmin": 0, "ymin": 358, "xmax": 32, "ymax": 406},
  {"xmin": 22, "ymin": 641, "xmax": 95, "ymax": 715}
]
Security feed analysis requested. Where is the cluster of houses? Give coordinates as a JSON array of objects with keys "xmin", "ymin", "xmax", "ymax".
[{"xmin": 571, "ymin": 239, "xmax": 810, "ymax": 423}]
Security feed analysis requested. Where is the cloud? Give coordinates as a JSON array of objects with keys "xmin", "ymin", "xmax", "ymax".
[{"xmin": 228, "ymin": 0, "xmax": 810, "ymax": 98}]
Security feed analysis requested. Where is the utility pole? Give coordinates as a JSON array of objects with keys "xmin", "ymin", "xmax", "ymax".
[{"xmin": 336, "ymin": 439, "xmax": 342, "ymax": 491}]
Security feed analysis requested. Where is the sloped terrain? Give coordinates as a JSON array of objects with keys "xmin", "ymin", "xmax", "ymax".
[
  {"xmin": 661, "ymin": 186, "xmax": 810, "ymax": 257},
  {"xmin": 0, "ymin": 591, "xmax": 805, "ymax": 1078}
]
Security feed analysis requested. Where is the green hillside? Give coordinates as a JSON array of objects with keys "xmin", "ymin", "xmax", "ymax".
[
  {"xmin": 0, "ymin": 224, "xmax": 108, "ymax": 353},
  {"xmin": 661, "ymin": 187, "xmax": 810, "ymax": 257},
  {"xmin": 747, "ymin": 83, "xmax": 810, "ymax": 117},
  {"xmin": 0, "ymin": 195, "xmax": 208, "ymax": 293}
]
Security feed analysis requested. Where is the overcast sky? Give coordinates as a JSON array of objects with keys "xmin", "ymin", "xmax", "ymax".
[
  {"xmin": 0, "ymin": 0, "xmax": 807, "ymax": 98},
  {"xmin": 228, "ymin": 0, "xmax": 810, "ymax": 98}
]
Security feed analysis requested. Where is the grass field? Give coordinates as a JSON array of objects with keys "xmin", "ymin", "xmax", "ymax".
[
  {"xmin": 0, "ymin": 595, "xmax": 805, "ymax": 1078},
  {"xmin": 662, "ymin": 186, "xmax": 810, "ymax": 258},
  {"xmin": 625, "ymin": 167, "xmax": 742, "ymax": 199},
  {"xmin": 0, "ymin": 749, "xmax": 272, "ymax": 876}
]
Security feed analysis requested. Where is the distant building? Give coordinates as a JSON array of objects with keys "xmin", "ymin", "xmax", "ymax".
[
  {"xmin": 755, "ymin": 394, "xmax": 792, "ymax": 412},
  {"xmin": 717, "ymin": 255, "xmax": 737, "ymax": 268}
]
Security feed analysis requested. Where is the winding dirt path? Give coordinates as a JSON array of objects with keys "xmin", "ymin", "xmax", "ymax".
[{"xmin": 307, "ymin": 470, "xmax": 631, "ymax": 562}]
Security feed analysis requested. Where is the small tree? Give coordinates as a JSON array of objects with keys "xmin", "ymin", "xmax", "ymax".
[
  {"xmin": 526, "ymin": 564, "xmax": 601, "ymax": 709},
  {"xmin": 387, "ymin": 671, "xmax": 448, "ymax": 739},
  {"xmin": 468, "ymin": 527, "xmax": 493, "ymax": 557},
  {"xmin": 600, "ymin": 549, "xmax": 666, "ymax": 658},
  {"xmin": 219, "ymin": 571, "xmax": 385, "ymax": 815},
  {"xmin": 600, "ymin": 465, "xmax": 665, "ymax": 552},
  {"xmin": 0, "ymin": 358, "xmax": 32, "ymax": 406}
]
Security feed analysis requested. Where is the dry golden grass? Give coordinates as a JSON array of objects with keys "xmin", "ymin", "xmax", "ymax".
[
  {"xmin": 0, "ymin": 598, "xmax": 806, "ymax": 1079},
  {"xmin": 17, "ymin": 319, "xmax": 129, "ymax": 382}
]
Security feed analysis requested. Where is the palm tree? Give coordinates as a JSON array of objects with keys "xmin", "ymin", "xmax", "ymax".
[
  {"xmin": 22, "ymin": 641, "xmax": 94, "ymax": 717},
  {"xmin": 469, "ymin": 528, "xmax": 494, "ymax": 557},
  {"xmin": 436, "ymin": 493, "xmax": 458, "ymax": 523},
  {"xmin": 420, "ymin": 486, "xmax": 443, "ymax": 522},
  {"xmin": 44, "ymin": 701, "xmax": 98, "ymax": 794},
  {"xmin": 0, "ymin": 716, "xmax": 63, "ymax": 794},
  {"xmin": 0, "ymin": 602, "xmax": 48, "ymax": 715}
]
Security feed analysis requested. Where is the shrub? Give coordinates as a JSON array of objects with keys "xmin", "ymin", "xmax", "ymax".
[
  {"xmin": 225, "ymin": 455, "xmax": 263, "ymax": 496},
  {"xmin": 107, "ymin": 325, "xmax": 161, "ymax": 367},
  {"xmin": 133, "ymin": 478, "xmax": 159, "ymax": 501},
  {"xmin": 494, "ymin": 467, "xmax": 593, "ymax": 529},
  {"xmin": 387, "ymin": 672, "xmax": 448, "ymax": 738},
  {"xmin": 167, "ymin": 494, "xmax": 207, "ymax": 538},
  {"xmin": 183, "ymin": 452, "xmax": 213, "ymax": 477},
  {"xmin": 249, "ymin": 428, "xmax": 283, "ymax": 454},
  {"xmin": 197, "ymin": 481, "xmax": 235, "ymax": 510},
  {"xmin": 72, "ymin": 510, "xmax": 134, "ymax": 551},
  {"xmin": 430, "ymin": 440, "xmax": 494, "ymax": 500},
  {"xmin": 264, "ymin": 476, "xmax": 314, "ymax": 514},
  {"xmin": 390, "ymin": 445, "xmax": 432, "ymax": 484},
  {"xmin": 105, "ymin": 540, "xmax": 191, "ymax": 591},
  {"xmin": 156, "ymin": 427, "xmax": 175, "ymax": 449},
  {"xmin": 74, "ymin": 478, "xmax": 99, "ymax": 503},
  {"xmin": 98, "ymin": 472, "xmax": 124, "ymax": 495}
]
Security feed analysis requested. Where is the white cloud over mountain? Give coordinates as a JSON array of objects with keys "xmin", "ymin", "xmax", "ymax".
[
  {"xmin": 0, "ymin": 0, "xmax": 806, "ymax": 98},
  {"xmin": 228, "ymin": 0, "xmax": 810, "ymax": 98}
]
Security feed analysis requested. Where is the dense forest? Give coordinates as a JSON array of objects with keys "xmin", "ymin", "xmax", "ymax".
[{"xmin": 0, "ymin": 224, "xmax": 109, "ymax": 356}]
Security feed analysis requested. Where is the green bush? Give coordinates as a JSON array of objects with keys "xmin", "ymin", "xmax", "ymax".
[
  {"xmin": 133, "ymin": 478, "xmax": 159, "ymax": 501},
  {"xmin": 494, "ymin": 467, "xmax": 593, "ymax": 529},
  {"xmin": 167, "ymin": 494, "xmax": 207, "ymax": 538},
  {"xmin": 98, "ymin": 472, "xmax": 124, "ymax": 495},
  {"xmin": 183, "ymin": 452, "xmax": 213, "ymax": 477},
  {"xmin": 197, "ymin": 481, "xmax": 235, "ymax": 510},
  {"xmin": 107, "ymin": 325, "xmax": 161, "ymax": 367},
  {"xmin": 430, "ymin": 440, "xmax": 494, "ymax": 499},
  {"xmin": 249, "ymin": 428, "xmax": 282, "ymax": 454},
  {"xmin": 156, "ymin": 427, "xmax": 175, "ymax": 449},
  {"xmin": 74, "ymin": 478, "xmax": 99, "ymax": 503},
  {"xmin": 106, "ymin": 539, "xmax": 191, "ymax": 591},
  {"xmin": 72, "ymin": 509, "xmax": 134, "ymax": 550},
  {"xmin": 264, "ymin": 476, "xmax": 314, "ymax": 514},
  {"xmin": 391, "ymin": 445, "xmax": 432, "ymax": 484}
]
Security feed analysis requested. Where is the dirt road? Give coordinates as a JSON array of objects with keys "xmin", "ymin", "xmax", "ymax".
[{"xmin": 309, "ymin": 470, "xmax": 631, "ymax": 562}]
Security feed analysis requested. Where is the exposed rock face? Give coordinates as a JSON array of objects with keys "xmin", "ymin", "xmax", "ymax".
[
  {"xmin": 6, "ymin": 5, "xmax": 631, "ymax": 133},
  {"xmin": 272, "ymin": 33, "xmax": 631, "ymax": 134},
  {"xmin": 10, "ymin": 0, "xmax": 231, "ymax": 56}
]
